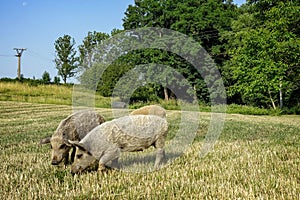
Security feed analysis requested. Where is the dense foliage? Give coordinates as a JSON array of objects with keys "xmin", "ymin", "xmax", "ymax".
[
  {"xmin": 53, "ymin": 0, "xmax": 299, "ymax": 110},
  {"xmin": 224, "ymin": 0, "xmax": 300, "ymax": 109}
]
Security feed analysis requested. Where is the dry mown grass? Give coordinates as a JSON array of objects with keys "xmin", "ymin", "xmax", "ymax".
[{"xmin": 0, "ymin": 101, "xmax": 299, "ymax": 199}]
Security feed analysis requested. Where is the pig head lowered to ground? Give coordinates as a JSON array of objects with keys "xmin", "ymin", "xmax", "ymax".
[
  {"xmin": 68, "ymin": 115, "xmax": 168, "ymax": 174},
  {"xmin": 40, "ymin": 110, "xmax": 105, "ymax": 165}
]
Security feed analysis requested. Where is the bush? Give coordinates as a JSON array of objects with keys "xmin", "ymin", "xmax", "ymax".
[
  {"xmin": 226, "ymin": 104, "xmax": 270, "ymax": 115},
  {"xmin": 54, "ymin": 76, "xmax": 60, "ymax": 85},
  {"xmin": 42, "ymin": 71, "xmax": 51, "ymax": 84},
  {"xmin": 282, "ymin": 106, "xmax": 300, "ymax": 115}
]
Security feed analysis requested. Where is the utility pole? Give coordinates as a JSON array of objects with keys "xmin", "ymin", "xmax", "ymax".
[{"xmin": 14, "ymin": 48, "xmax": 26, "ymax": 80}]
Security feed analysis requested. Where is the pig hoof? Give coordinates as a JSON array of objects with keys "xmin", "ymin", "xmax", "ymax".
[{"xmin": 98, "ymin": 163, "xmax": 107, "ymax": 172}]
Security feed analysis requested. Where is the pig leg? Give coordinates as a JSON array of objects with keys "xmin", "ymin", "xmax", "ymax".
[
  {"xmin": 98, "ymin": 147, "xmax": 121, "ymax": 172},
  {"xmin": 154, "ymin": 148, "xmax": 166, "ymax": 168},
  {"xmin": 111, "ymin": 158, "xmax": 120, "ymax": 169},
  {"xmin": 154, "ymin": 136, "xmax": 166, "ymax": 168}
]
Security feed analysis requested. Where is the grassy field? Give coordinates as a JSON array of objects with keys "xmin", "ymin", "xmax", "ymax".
[
  {"xmin": 0, "ymin": 81, "xmax": 275, "ymax": 115},
  {"xmin": 0, "ymin": 82, "xmax": 112, "ymax": 108},
  {"xmin": 0, "ymin": 101, "xmax": 299, "ymax": 199}
]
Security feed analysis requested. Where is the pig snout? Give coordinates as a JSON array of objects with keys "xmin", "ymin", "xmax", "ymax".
[
  {"xmin": 71, "ymin": 164, "xmax": 82, "ymax": 174},
  {"xmin": 51, "ymin": 155, "xmax": 62, "ymax": 165},
  {"xmin": 51, "ymin": 160, "xmax": 59, "ymax": 165}
]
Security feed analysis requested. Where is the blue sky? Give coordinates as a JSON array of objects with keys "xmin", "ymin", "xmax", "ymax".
[{"xmin": 0, "ymin": 0, "xmax": 246, "ymax": 81}]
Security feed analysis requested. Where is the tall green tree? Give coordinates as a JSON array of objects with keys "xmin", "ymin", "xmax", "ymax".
[
  {"xmin": 79, "ymin": 29, "xmax": 128, "ymax": 94},
  {"xmin": 54, "ymin": 35, "xmax": 79, "ymax": 84},
  {"xmin": 225, "ymin": 0, "xmax": 300, "ymax": 109},
  {"xmin": 78, "ymin": 31, "xmax": 109, "ymax": 69}
]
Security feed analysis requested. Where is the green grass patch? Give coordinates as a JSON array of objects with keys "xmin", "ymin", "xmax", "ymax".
[
  {"xmin": 0, "ymin": 81, "xmax": 73, "ymax": 105},
  {"xmin": 0, "ymin": 81, "xmax": 113, "ymax": 108},
  {"xmin": 0, "ymin": 81, "xmax": 297, "ymax": 116}
]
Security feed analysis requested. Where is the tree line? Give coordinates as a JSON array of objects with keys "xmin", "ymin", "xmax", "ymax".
[{"xmin": 54, "ymin": 0, "xmax": 299, "ymax": 110}]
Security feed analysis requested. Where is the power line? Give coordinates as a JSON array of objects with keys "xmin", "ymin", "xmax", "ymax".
[
  {"xmin": 26, "ymin": 49, "xmax": 53, "ymax": 62},
  {"xmin": 0, "ymin": 54, "xmax": 14, "ymax": 57}
]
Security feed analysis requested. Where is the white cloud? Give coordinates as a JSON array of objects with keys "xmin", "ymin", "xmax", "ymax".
[{"xmin": 22, "ymin": 2, "xmax": 28, "ymax": 6}]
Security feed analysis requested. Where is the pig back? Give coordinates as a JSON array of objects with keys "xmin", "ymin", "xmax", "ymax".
[
  {"xmin": 72, "ymin": 110, "xmax": 104, "ymax": 140},
  {"xmin": 106, "ymin": 115, "xmax": 168, "ymax": 152}
]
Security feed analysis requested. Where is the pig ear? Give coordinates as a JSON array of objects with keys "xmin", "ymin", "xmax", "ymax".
[
  {"xmin": 68, "ymin": 140, "xmax": 87, "ymax": 152},
  {"xmin": 67, "ymin": 140, "xmax": 78, "ymax": 146},
  {"xmin": 39, "ymin": 137, "xmax": 50, "ymax": 145},
  {"xmin": 63, "ymin": 139, "xmax": 73, "ymax": 147}
]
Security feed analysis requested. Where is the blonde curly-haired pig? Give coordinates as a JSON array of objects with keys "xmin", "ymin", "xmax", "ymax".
[{"xmin": 68, "ymin": 115, "xmax": 168, "ymax": 174}]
